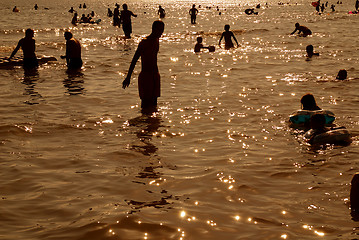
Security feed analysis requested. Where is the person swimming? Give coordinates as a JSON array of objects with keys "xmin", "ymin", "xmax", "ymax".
[
  {"xmin": 336, "ymin": 69, "xmax": 347, "ymax": 80},
  {"xmin": 194, "ymin": 37, "xmax": 212, "ymax": 52},
  {"xmin": 306, "ymin": 45, "xmax": 319, "ymax": 57},
  {"xmin": 305, "ymin": 113, "xmax": 330, "ymax": 144},
  {"xmin": 291, "ymin": 23, "xmax": 312, "ymax": 37},
  {"xmin": 219, "ymin": 24, "xmax": 239, "ymax": 50},
  {"xmin": 301, "ymin": 93, "xmax": 321, "ymax": 110}
]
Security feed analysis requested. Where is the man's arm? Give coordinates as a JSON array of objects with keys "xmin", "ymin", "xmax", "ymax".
[
  {"xmin": 219, "ymin": 33, "xmax": 224, "ymax": 45},
  {"xmin": 9, "ymin": 39, "xmax": 22, "ymax": 59},
  {"xmin": 122, "ymin": 47, "xmax": 141, "ymax": 89},
  {"xmin": 232, "ymin": 32, "xmax": 239, "ymax": 47},
  {"xmin": 290, "ymin": 28, "xmax": 298, "ymax": 35}
]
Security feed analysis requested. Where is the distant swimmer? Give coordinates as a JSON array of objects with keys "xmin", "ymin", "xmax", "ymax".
[
  {"xmin": 304, "ymin": 114, "xmax": 330, "ymax": 144},
  {"xmin": 12, "ymin": 6, "xmax": 19, "ymax": 12},
  {"xmin": 245, "ymin": 8, "xmax": 258, "ymax": 15},
  {"xmin": 219, "ymin": 24, "xmax": 239, "ymax": 50},
  {"xmin": 351, "ymin": 173, "xmax": 359, "ymax": 219},
  {"xmin": 69, "ymin": 7, "xmax": 75, "ymax": 13},
  {"xmin": 34, "ymin": 4, "xmax": 38, "ymax": 10},
  {"xmin": 290, "ymin": 22, "xmax": 312, "ymax": 37},
  {"xmin": 306, "ymin": 45, "xmax": 319, "ymax": 57},
  {"xmin": 122, "ymin": 21, "xmax": 165, "ymax": 113},
  {"xmin": 61, "ymin": 31, "xmax": 83, "ymax": 70},
  {"xmin": 158, "ymin": 5, "xmax": 166, "ymax": 18},
  {"xmin": 9, "ymin": 28, "xmax": 38, "ymax": 69},
  {"xmin": 189, "ymin": 4, "xmax": 199, "ymax": 24},
  {"xmin": 83, "ymin": 3, "xmax": 87, "ymax": 8},
  {"xmin": 71, "ymin": 13, "xmax": 78, "ymax": 25},
  {"xmin": 119, "ymin": 4, "xmax": 137, "ymax": 38},
  {"xmin": 356, "ymin": 0, "xmax": 359, "ymax": 10},
  {"xmin": 331, "ymin": 4, "xmax": 335, "ymax": 11},
  {"xmin": 336, "ymin": 69, "xmax": 347, "ymax": 80}
]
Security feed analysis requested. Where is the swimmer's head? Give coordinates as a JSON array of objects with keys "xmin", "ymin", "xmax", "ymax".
[
  {"xmin": 152, "ymin": 20, "xmax": 165, "ymax": 38},
  {"xmin": 196, "ymin": 37, "xmax": 203, "ymax": 43},
  {"xmin": 295, "ymin": 22, "xmax": 300, "ymax": 28},
  {"xmin": 336, "ymin": 69, "xmax": 347, "ymax": 80},
  {"xmin": 192, "ymin": 4, "xmax": 196, "ymax": 8},
  {"xmin": 64, "ymin": 31, "xmax": 73, "ymax": 40},
  {"xmin": 224, "ymin": 24, "xmax": 230, "ymax": 31},
  {"xmin": 306, "ymin": 45, "xmax": 314, "ymax": 54},
  {"xmin": 301, "ymin": 93, "xmax": 318, "ymax": 110},
  {"xmin": 123, "ymin": 4, "xmax": 128, "ymax": 10},
  {"xmin": 25, "ymin": 28, "xmax": 34, "ymax": 38},
  {"xmin": 310, "ymin": 113, "xmax": 326, "ymax": 130}
]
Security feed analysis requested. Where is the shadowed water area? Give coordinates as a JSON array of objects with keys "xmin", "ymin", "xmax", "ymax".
[{"xmin": 0, "ymin": 0, "xmax": 359, "ymax": 239}]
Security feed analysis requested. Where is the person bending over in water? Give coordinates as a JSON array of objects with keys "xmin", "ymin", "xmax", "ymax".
[
  {"xmin": 122, "ymin": 21, "xmax": 165, "ymax": 113},
  {"xmin": 61, "ymin": 31, "xmax": 82, "ymax": 70},
  {"xmin": 301, "ymin": 93, "xmax": 321, "ymax": 110},
  {"xmin": 119, "ymin": 4, "xmax": 137, "ymax": 38},
  {"xmin": 9, "ymin": 28, "xmax": 38, "ymax": 69},
  {"xmin": 306, "ymin": 45, "xmax": 319, "ymax": 57},
  {"xmin": 219, "ymin": 24, "xmax": 239, "ymax": 50},
  {"xmin": 291, "ymin": 23, "xmax": 312, "ymax": 37}
]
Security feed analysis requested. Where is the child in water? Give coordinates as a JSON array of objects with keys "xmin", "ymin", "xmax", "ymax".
[
  {"xmin": 305, "ymin": 113, "xmax": 330, "ymax": 144},
  {"xmin": 194, "ymin": 37, "xmax": 211, "ymax": 52},
  {"xmin": 306, "ymin": 45, "xmax": 319, "ymax": 58},
  {"xmin": 219, "ymin": 25, "xmax": 239, "ymax": 50},
  {"xmin": 291, "ymin": 23, "xmax": 312, "ymax": 37},
  {"xmin": 336, "ymin": 69, "xmax": 347, "ymax": 80}
]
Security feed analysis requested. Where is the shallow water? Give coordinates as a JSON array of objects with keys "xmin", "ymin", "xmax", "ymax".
[{"xmin": 1, "ymin": 0, "xmax": 359, "ymax": 239}]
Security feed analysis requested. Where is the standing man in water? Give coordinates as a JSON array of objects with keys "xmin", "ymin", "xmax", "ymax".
[
  {"xmin": 119, "ymin": 4, "xmax": 137, "ymax": 38},
  {"xmin": 189, "ymin": 4, "xmax": 198, "ymax": 24},
  {"xmin": 61, "ymin": 31, "xmax": 82, "ymax": 70},
  {"xmin": 122, "ymin": 21, "xmax": 165, "ymax": 113},
  {"xmin": 9, "ymin": 28, "xmax": 38, "ymax": 69}
]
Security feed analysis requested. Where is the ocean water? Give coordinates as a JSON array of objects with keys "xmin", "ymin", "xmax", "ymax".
[{"xmin": 0, "ymin": 0, "xmax": 359, "ymax": 239}]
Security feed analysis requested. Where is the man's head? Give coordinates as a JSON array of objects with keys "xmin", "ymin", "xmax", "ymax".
[
  {"xmin": 64, "ymin": 31, "xmax": 73, "ymax": 40},
  {"xmin": 152, "ymin": 20, "xmax": 165, "ymax": 38},
  {"xmin": 25, "ymin": 28, "xmax": 34, "ymax": 38}
]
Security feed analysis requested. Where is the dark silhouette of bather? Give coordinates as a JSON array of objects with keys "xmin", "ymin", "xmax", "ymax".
[
  {"xmin": 9, "ymin": 28, "xmax": 38, "ymax": 70},
  {"xmin": 119, "ymin": 4, "xmax": 137, "ymax": 39},
  {"xmin": 61, "ymin": 31, "xmax": 82, "ymax": 70},
  {"xmin": 291, "ymin": 23, "xmax": 312, "ymax": 37},
  {"xmin": 219, "ymin": 24, "xmax": 239, "ymax": 49},
  {"xmin": 122, "ymin": 21, "xmax": 165, "ymax": 114},
  {"xmin": 301, "ymin": 93, "xmax": 321, "ymax": 110},
  {"xmin": 306, "ymin": 45, "xmax": 319, "ymax": 58},
  {"xmin": 189, "ymin": 4, "xmax": 199, "ymax": 24}
]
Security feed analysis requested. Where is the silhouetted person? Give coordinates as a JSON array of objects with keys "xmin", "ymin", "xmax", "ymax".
[
  {"xmin": 34, "ymin": 4, "xmax": 38, "ymax": 10},
  {"xmin": 351, "ymin": 173, "xmax": 359, "ymax": 220},
  {"xmin": 9, "ymin": 28, "xmax": 38, "ymax": 69},
  {"xmin": 189, "ymin": 4, "xmax": 199, "ymax": 24},
  {"xmin": 83, "ymin": 3, "xmax": 87, "ymax": 8},
  {"xmin": 301, "ymin": 93, "xmax": 321, "ymax": 110},
  {"xmin": 306, "ymin": 114, "xmax": 329, "ymax": 144},
  {"xmin": 107, "ymin": 8, "xmax": 113, "ymax": 17},
  {"xmin": 61, "ymin": 31, "xmax": 82, "ymax": 70},
  {"xmin": 336, "ymin": 69, "xmax": 347, "ymax": 80},
  {"xmin": 71, "ymin": 12, "xmax": 78, "ymax": 25},
  {"xmin": 91, "ymin": 11, "xmax": 95, "ymax": 17},
  {"xmin": 119, "ymin": 4, "xmax": 137, "ymax": 38},
  {"xmin": 113, "ymin": 5, "xmax": 120, "ymax": 26},
  {"xmin": 79, "ymin": 4, "xmax": 82, "ymax": 8},
  {"xmin": 158, "ymin": 5, "xmax": 165, "ymax": 18},
  {"xmin": 306, "ymin": 45, "xmax": 319, "ymax": 57},
  {"xmin": 194, "ymin": 37, "xmax": 210, "ymax": 52},
  {"xmin": 69, "ymin": 7, "xmax": 75, "ymax": 13},
  {"xmin": 13, "ymin": 6, "xmax": 19, "ymax": 12},
  {"xmin": 219, "ymin": 24, "xmax": 239, "ymax": 49},
  {"xmin": 291, "ymin": 23, "xmax": 312, "ymax": 37},
  {"xmin": 331, "ymin": 4, "xmax": 335, "ymax": 11},
  {"xmin": 122, "ymin": 21, "xmax": 165, "ymax": 113},
  {"xmin": 356, "ymin": 0, "xmax": 359, "ymax": 11}
]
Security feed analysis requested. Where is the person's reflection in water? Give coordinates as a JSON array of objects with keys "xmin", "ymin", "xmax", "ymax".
[
  {"xmin": 128, "ymin": 112, "xmax": 162, "ymax": 156},
  {"xmin": 22, "ymin": 69, "xmax": 42, "ymax": 105},
  {"xmin": 63, "ymin": 70, "xmax": 85, "ymax": 95}
]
